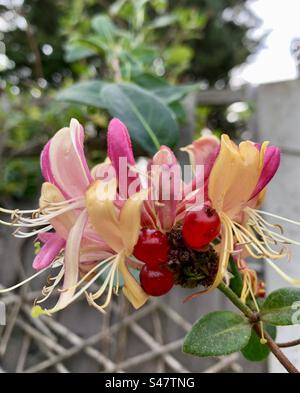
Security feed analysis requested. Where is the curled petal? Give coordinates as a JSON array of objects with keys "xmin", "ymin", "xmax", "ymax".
[
  {"xmin": 47, "ymin": 119, "xmax": 92, "ymax": 198},
  {"xmin": 107, "ymin": 118, "xmax": 140, "ymax": 198},
  {"xmin": 118, "ymin": 252, "xmax": 148, "ymax": 309},
  {"xmin": 40, "ymin": 140, "xmax": 55, "ymax": 183},
  {"xmin": 181, "ymin": 135, "xmax": 220, "ymax": 179},
  {"xmin": 250, "ymin": 144, "xmax": 281, "ymax": 200},
  {"xmin": 208, "ymin": 135, "xmax": 261, "ymax": 219},
  {"xmin": 33, "ymin": 233, "xmax": 65, "ymax": 270}
]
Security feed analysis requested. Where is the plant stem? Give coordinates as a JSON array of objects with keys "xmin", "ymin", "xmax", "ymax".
[
  {"xmin": 277, "ymin": 338, "xmax": 300, "ymax": 348},
  {"xmin": 253, "ymin": 324, "xmax": 299, "ymax": 374},
  {"xmin": 218, "ymin": 282, "xmax": 254, "ymax": 319},
  {"xmin": 218, "ymin": 282, "xmax": 299, "ymax": 374}
]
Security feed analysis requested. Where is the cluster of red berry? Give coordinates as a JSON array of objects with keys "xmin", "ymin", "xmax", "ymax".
[{"xmin": 133, "ymin": 205, "xmax": 221, "ymax": 297}]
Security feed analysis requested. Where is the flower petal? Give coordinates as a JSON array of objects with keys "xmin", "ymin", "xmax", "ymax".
[
  {"xmin": 150, "ymin": 146, "xmax": 182, "ymax": 231},
  {"xmin": 85, "ymin": 180, "xmax": 124, "ymax": 253},
  {"xmin": 250, "ymin": 144, "xmax": 281, "ymax": 200},
  {"xmin": 39, "ymin": 182, "xmax": 77, "ymax": 240},
  {"xmin": 208, "ymin": 135, "xmax": 261, "ymax": 219},
  {"xmin": 48, "ymin": 119, "xmax": 92, "ymax": 198},
  {"xmin": 181, "ymin": 135, "xmax": 220, "ymax": 179},
  {"xmin": 119, "ymin": 189, "xmax": 147, "ymax": 255},
  {"xmin": 40, "ymin": 139, "xmax": 55, "ymax": 183},
  {"xmin": 48, "ymin": 210, "xmax": 88, "ymax": 313},
  {"xmin": 33, "ymin": 233, "xmax": 65, "ymax": 270},
  {"xmin": 107, "ymin": 118, "xmax": 140, "ymax": 198},
  {"xmin": 118, "ymin": 252, "xmax": 149, "ymax": 309}
]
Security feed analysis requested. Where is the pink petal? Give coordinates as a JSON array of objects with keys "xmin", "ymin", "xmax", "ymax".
[
  {"xmin": 183, "ymin": 135, "xmax": 220, "ymax": 180},
  {"xmin": 250, "ymin": 145, "xmax": 281, "ymax": 200},
  {"xmin": 47, "ymin": 119, "xmax": 93, "ymax": 198},
  {"xmin": 53, "ymin": 210, "xmax": 88, "ymax": 311},
  {"xmin": 150, "ymin": 146, "xmax": 182, "ymax": 231},
  {"xmin": 33, "ymin": 233, "xmax": 65, "ymax": 270},
  {"xmin": 107, "ymin": 118, "xmax": 140, "ymax": 198},
  {"xmin": 40, "ymin": 140, "xmax": 55, "ymax": 183}
]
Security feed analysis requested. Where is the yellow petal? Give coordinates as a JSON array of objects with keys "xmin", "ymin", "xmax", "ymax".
[
  {"xmin": 39, "ymin": 182, "xmax": 76, "ymax": 239},
  {"xmin": 85, "ymin": 180, "xmax": 123, "ymax": 253},
  {"xmin": 120, "ymin": 189, "xmax": 148, "ymax": 255},
  {"xmin": 118, "ymin": 253, "xmax": 149, "ymax": 309},
  {"xmin": 208, "ymin": 135, "xmax": 261, "ymax": 219}
]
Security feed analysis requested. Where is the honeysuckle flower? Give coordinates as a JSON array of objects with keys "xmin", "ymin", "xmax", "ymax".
[
  {"xmin": 205, "ymin": 134, "xmax": 300, "ymax": 295},
  {"xmin": 0, "ymin": 117, "xmax": 147, "ymax": 315},
  {"xmin": 85, "ymin": 179, "xmax": 148, "ymax": 310}
]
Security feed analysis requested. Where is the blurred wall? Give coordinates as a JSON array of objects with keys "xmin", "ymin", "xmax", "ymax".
[{"xmin": 257, "ymin": 79, "xmax": 300, "ymax": 372}]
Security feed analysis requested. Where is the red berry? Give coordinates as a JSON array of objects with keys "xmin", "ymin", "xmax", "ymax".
[
  {"xmin": 140, "ymin": 265, "xmax": 174, "ymax": 296},
  {"xmin": 133, "ymin": 228, "xmax": 169, "ymax": 268},
  {"xmin": 182, "ymin": 205, "xmax": 221, "ymax": 249}
]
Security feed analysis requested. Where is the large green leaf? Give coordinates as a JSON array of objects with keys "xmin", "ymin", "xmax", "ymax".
[
  {"xmin": 131, "ymin": 72, "xmax": 168, "ymax": 89},
  {"xmin": 261, "ymin": 287, "xmax": 300, "ymax": 326},
  {"xmin": 153, "ymin": 83, "xmax": 200, "ymax": 104},
  {"xmin": 56, "ymin": 80, "xmax": 107, "ymax": 108},
  {"xmin": 183, "ymin": 311, "xmax": 252, "ymax": 357},
  {"xmin": 100, "ymin": 83, "xmax": 179, "ymax": 154},
  {"xmin": 241, "ymin": 324, "xmax": 276, "ymax": 362}
]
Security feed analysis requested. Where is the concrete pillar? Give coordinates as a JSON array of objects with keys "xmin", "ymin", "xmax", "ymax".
[{"xmin": 257, "ymin": 79, "xmax": 300, "ymax": 372}]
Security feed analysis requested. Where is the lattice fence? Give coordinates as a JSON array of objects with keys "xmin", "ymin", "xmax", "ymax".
[{"xmin": 0, "ymin": 229, "xmax": 266, "ymax": 373}]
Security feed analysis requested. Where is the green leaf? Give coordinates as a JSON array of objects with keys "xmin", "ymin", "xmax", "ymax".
[
  {"xmin": 153, "ymin": 83, "xmax": 200, "ymax": 104},
  {"xmin": 56, "ymin": 80, "xmax": 107, "ymax": 108},
  {"xmin": 229, "ymin": 257, "xmax": 243, "ymax": 296},
  {"xmin": 91, "ymin": 14, "xmax": 116, "ymax": 42},
  {"xmin": 131, "ymin": 72, "xmax": 168, "ymax": 89},
  {"xmin": 64, "ymin": 43, "xmax": 96, "ymax": 62},
  {"xmin": 241, "ymin": 325, "xmax": 276, "ymax": 362},
  {"xmin": 183, "ymin": 311, "xmax": 252, "ymax": 357},
  {"xmin": 147, "ymin": 15, "xmax": 177, "ymax": 30},
  {"xmin": 100, "ymin": 83, "xmax": 179, "ymax": 155},
  {"xmin": 261, "ymin": 287, "xmax": 300, "ymax": 326},
  {"xmin": 169, "ymin": 101, "xmax": 186, "ymax": 124}
]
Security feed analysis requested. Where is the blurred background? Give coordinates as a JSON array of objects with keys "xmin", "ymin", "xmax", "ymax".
[{"xmin": 0, "ymin": 0, "xmax": 300, "ymax": 373}]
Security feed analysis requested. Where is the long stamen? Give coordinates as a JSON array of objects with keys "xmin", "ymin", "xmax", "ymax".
[
  {"xmin": 36, "ymin": 265, "xmax": 65, "ymax": 304},
  {"xmin": 0, "ymin": 265, "xmax": 51, "ymax": 293},
  {"xmin": 86, "ymin": 258, "xmax": 119, "ymax": 312},
  {"xmin": 255, "ymin": 209, "xmax": 300, "ymax": 226},
  {"xmin": 59, "ymin": 257, "xmax": 114, "ymax": 294},
  {"xmin": 32, "ymin": 258, "xmax": 115, "ymax": 317},
  {"xmin": 265, "ymin": 258, "xmax": 300, "ymax": 284}
]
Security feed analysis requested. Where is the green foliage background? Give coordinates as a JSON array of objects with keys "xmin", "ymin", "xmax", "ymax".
[{"xmin": 0, "ymin": 0, "xmax": 259, "ymax": 201}]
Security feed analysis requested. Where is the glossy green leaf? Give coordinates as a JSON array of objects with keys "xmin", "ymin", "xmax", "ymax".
[
  {"xmin": 153, "ymin": 83, "xmax": 200, "ymax": 103},
  {"xmin": 131, "ymin": 72, "xmax": 168, "ymax": 89},
  {"xmin": 100, "ymin": 83, "xmax": 179, "ymax": 154},
  {"xmin": 56, "ymin": 80, "xmax": 107, "ymax": 108},
  {"xmin": 261, "ymin": 287, "xmax": 300, "ymax": 326},
  {"xmin": 183, "ymin": 311, "xmax": 252, "ymax": 357},
  {"xmin": 241, "ymin": 324, "xmax": 276, "ymax": 362}
]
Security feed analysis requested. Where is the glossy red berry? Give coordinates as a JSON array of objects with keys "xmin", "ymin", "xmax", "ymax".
[
  {"xmin": 133, "ymin": 228, "xmax": 170, "ymax": 268},
  {"xmin": 182, "ymin": 205, "xmax": 221, "ymax": 250},
  {"xmin": 140, "ymin": 265, "xmax": 174, "ymax": 296}
]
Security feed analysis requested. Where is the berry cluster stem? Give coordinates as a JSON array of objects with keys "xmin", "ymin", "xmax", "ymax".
[{"xmin": 218, "ymin": 282, "xmax": 299, "ymax": 374}]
